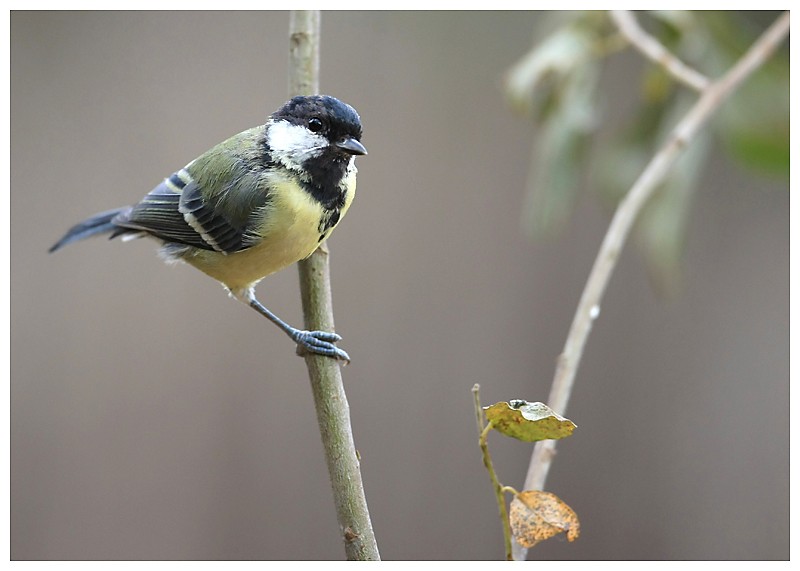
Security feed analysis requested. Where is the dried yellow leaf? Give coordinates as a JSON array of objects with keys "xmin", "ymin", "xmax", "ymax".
[
  {"xmin": 483, "ymin": 400, "xmax": 576, "ymax": 442},
  {"xmin": 510, "ymin": 490, "xmax": 580, "ymax": 548}
]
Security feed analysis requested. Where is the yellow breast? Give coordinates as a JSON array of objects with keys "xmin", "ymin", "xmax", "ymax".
[{"xmin": 184, "ymin": 170, "xmax": 356, "ymax": 292}]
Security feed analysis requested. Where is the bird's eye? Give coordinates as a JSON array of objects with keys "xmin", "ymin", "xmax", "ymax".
[{"xmin": 308, "ymin": 118, "xmax": 324, "ymax": 133}]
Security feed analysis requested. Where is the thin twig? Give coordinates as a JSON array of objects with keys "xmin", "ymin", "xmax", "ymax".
[
  {"xmin": 288, "ymin": 10, "xmax": 380, "ymax": 561},
  {"xmin": 472, "ymin": 383, "xmax": 485, "ymax": 436},
  {"xmin": 610, "ymin": 10, "xmax": 710, "ymax": 92},
  {"xmin": 472, "ymin": 385, "xmax": 514, "ymax": 560},
  {"xmin": 514, "ymin": 10, "xmax": 789, "ymax": 561}
]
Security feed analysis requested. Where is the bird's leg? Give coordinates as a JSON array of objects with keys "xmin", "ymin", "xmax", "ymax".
[{"xmin": 233, "ymin": 288, "xmax": 350, "ymax": 363}]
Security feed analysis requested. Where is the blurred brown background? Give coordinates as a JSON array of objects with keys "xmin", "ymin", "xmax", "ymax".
[{"xmin": 11, "ymin": 11, "xmax": 788, "ymax": 560}]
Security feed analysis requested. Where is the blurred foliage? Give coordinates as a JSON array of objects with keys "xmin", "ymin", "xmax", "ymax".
[
  {"xmin": 705, "ymin": 12, "xmax": 791, "ymax": 176},
  {"xmin": 505, "ymin": 11, "xmax": 788, "ymax": 295}
]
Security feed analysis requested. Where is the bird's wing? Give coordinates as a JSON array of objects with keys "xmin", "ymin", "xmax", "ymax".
[{"xmin": 112, "ymin": 171, "xmax": 252, "ymax": 254}]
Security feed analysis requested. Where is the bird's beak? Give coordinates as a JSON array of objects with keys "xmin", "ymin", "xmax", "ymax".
[{"xmin": 336, "ymin": 137, "xmax": 368, "ymax": 156}]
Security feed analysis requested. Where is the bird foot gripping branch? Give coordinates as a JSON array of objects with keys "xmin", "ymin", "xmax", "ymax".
[{"xmin": 245, "ymin": 292, "xmax": 351, "ymax": 363}]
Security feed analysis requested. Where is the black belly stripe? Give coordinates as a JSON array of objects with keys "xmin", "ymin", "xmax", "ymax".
[
  {"xmin": 317, "ymin": 208, "xmax": 341, "ymax": 242},
  {"xmin": 320, "ymin": 209, "xmax": 340, "ymax": 233}
]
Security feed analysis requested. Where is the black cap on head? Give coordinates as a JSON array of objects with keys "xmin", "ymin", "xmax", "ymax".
[{"xmin": 272, "ymin": 95, "xmax": 363, "ymax": 145}]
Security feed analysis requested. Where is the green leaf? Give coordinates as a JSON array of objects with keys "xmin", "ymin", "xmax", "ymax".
[
  {"xmin": 636, "ymin": 121, "xmax": 710, "ymax": 297},
  {"xmin": 721, "ymin": 121, "xmax": 790, "ymax": 177},
  {"xmin": 717, "ymin": 63, "xmax": 789, "ymax": 178},
  {"xmin": 483, "ymin": 400, "xmax": 576, "ymax": 442},
  {"xmin": 704, "ymin": 12, "xmax": 789, "ymax": 178},
  {"xmin": 504, "ymin": 18, "xmax": 596, "ymax": 118},
  {"xmin": 520, "ymin": 60, "xmax": 599, "ymax": 239}
]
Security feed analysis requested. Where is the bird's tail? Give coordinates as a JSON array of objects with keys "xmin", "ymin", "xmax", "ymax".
[{"xmin": 49, "ymin": 207, "xmax": 133, "ymax": 253}]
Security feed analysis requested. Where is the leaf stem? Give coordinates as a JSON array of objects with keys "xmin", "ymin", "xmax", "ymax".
[{"xmin": 472, "ymin": 385, "xmax": 514, "ymax": 560}]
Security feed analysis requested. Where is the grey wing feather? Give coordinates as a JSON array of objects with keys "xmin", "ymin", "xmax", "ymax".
[
  {"xmin": 178, "ymin": 183, "xmax": 247, "ymax": 253},
  {"xmin": 113, "ymin": 174, "xmax": 248, "ymax": 253}
]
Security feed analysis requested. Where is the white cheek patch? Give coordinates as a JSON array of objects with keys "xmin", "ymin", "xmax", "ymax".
[{"xmin": 267, "ymin": 120, "xmax": 328, "ymax": 171}]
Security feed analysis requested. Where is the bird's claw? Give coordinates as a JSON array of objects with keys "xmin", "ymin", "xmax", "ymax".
[{"xmin": 293, "ymin": 330, "xmax": 350, "ymax": 364}]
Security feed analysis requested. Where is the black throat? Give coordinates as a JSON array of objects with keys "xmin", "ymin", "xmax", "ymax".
[
  {"xmin": 261, "ymin": 135, "xmax": 351, "ymax": 243},
  {"xmin": 261, "ymin": 134, "xmax": 351, "ymax": 212},
  {"xmin": 300, "ymin": 149, "xmax": 350, "ymax": 211}
]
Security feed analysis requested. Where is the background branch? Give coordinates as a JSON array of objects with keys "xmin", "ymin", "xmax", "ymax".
[
  {"xmin": 514, "ymin": 10, "xmax": 789, "ymax": 561},
  {"xmin": 610, "ymin": 10, "xmax": 710, "ymax": 91},
  {"xmin": 288, "ymin": 10, "xmax": 380, "ymax": 561}
]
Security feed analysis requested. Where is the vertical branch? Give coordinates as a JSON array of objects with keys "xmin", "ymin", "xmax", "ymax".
[
  {"xmin": 289, "ymin": 11, "xmax": 320, "ymax": 95},
  {"xmin": 288, "ymin": 10, "xmax": 380, "ymax": 561}
]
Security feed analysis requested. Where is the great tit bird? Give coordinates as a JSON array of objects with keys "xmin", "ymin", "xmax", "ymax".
[{"xmin": 50, "ymin": 95, "xmax": 366, "ymax": 363}]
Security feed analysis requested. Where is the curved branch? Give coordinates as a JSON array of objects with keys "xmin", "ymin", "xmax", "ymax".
[
  {"xmin": 610, "ymin": 10, "xmax": 711, "ymax": 91},
  {"xmin": 514, "ymin": 10, "xmax": 789, "ymax": 561}
]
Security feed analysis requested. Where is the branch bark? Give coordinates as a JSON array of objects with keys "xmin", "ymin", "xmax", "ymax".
[
  {"xmin": 610, "ymin": 10, "xmax": 710, "ymax": 92},
  {"xmin": 288, "ymin": 10, "xmax": 380, "ymax": 561},
  {"xmin": 514, "ymin": 10, "xmax": 789, "ymax": 561}
]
